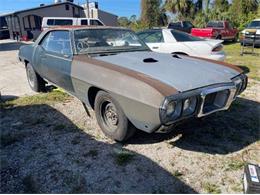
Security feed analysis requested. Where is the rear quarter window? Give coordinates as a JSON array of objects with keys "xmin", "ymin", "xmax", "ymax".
[
  {"xmin": 90, "ymin": 20, "xmax": 103, "ymax": 26},
  {"xmin": 171, "ymin": 30, "xmax": 203, "ymax": 42}
]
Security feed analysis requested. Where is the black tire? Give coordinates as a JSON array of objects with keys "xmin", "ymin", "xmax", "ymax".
[
  {"xmin": 94, "ymin": 91, "xmax": 136, "ymax": 141},
  {"xmin": 26, "ymin": 63, "xmax": 46, "ymax": 92},
  {"xmin": 216, "ymin": 35, "xmax": 222, "ymax": 40},
  {"xmin": 231, "ymin": 34, "xmax": 238, "ymax": 42}
]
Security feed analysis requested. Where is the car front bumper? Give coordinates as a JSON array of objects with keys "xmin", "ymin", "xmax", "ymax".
[
  {"xmin": 240, "ymin": 38, "xmax": 260, "ymax": 47},
  {"xmin": 159, "ymin": 74, "xmax": 247, "ymax": 126}
]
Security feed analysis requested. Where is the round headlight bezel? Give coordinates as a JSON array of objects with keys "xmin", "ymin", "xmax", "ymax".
[{"xmin": 182, "ymin": 96, "xmax": 197, "ymax": 116}]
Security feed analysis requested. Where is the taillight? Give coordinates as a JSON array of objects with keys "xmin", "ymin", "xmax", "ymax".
[{"xmin": 212, "ymin": 44, "xmax": 223, "ymax": 52}]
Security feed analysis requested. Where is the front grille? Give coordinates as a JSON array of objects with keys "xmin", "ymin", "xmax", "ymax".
[{"xmin": 202, "ymin": 89, "xmax": 230, "ymax": 114}]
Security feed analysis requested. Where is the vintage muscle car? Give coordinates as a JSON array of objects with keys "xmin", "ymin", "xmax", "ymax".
[{"xmin": 18, "ymin": 26, "xmax": 247, "ymax": 141}]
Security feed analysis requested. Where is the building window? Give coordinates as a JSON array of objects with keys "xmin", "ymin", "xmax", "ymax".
[{"xmin": 65, "ymin": 4, "xmax": 70, "ymax": 10}]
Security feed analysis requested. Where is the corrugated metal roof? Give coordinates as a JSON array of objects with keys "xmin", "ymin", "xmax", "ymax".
[{"xmin": 1, "ymin": 2, "xmax": 83, "ymax": 16}]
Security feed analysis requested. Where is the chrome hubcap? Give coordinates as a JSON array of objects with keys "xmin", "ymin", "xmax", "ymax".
[
  {"xmin": 27, "ymin": 67, "xmax": 34, "ymax": 87},
  {"xmin": 102, "ymin": 102, "xmax": 118, "ymax": 131}
]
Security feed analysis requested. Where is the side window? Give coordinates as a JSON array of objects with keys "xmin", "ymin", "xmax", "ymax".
[
  {"xmin": 54, "ymin": 19, "xmax": 73, "ymax": 26},
  {"xmin": 81, "ymin": 20, "xmax": 89, "ymax": 25},
  {"xmin": 183, "ymin": 21, "xmax": 193, "ymax": 28},
  {"xmin": 41, "ymin": 31, "xmax": 72, "ymax": 55},
  {"xmin": 142, "ymin": 31, "xmax": 164, "ymax": 43},
  {"xmin": 47, "ymin": 19, "xmax": 54, "ymax": 26},
  {"xmin": 90, "ymin": 20, "xmax": 103, "ymax": 26}
]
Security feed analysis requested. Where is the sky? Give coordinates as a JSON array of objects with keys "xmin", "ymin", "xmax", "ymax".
[{"xmin": 0, "ymin": 0, "xmax": 141, "ymax": 17}]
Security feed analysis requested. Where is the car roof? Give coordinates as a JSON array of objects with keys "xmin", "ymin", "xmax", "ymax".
[
  {"xmin": 252, "ymin": 18, "xmax": 260, "ymax": 21},
  {"xmin": 47, "ymin": 26, "xmax": 128, "ymax": 31},
  {"xmin": 43, "ymin": 17, "xmax": 100, "ymax": 20}
]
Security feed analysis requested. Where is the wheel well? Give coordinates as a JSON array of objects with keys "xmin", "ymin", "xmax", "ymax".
[
  {"xmin": 88, "ymin": 86, "xmax": 101, "ymax": 109},
  {"xmin": 24, "ymin": 60, "xmax": 29, "ymax": 67},
  {"xmin": 172, "ymin": 52, "xmax": 188, "ymax": 56}
]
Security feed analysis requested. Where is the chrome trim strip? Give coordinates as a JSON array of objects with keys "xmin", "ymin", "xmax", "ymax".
[
  {"xmin": 46, "ymin": 53, "xmax": 72, "ymax": 61},
  {"xmin": 197, "ymin": 84, "xmax": 236, "ymax": 117}
]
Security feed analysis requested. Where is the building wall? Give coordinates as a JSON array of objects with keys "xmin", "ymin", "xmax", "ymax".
[
  {"xmin": 7, "ymin": 3, "xmax": 85, "ymax": 40},
  {"xmin": 97, "ymin": 10, "xmax": 118, "ymax": 26},
  {"xmin": 84, "ymin": 8, "xmax": 118, "ymax": 26}
]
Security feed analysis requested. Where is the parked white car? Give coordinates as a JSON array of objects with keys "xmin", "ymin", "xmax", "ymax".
[
  {"xmin": 42, "ymin": 17, "xmax": 104, "ymax": 31},
  {"xmin": 137, "ymin": 29, "xmax": 226, "ymax": 61}
]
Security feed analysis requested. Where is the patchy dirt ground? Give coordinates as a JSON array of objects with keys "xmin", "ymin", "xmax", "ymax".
[
  {"xmin": 0, "ymin": 40, "xmax": 259, "ymax": 193},
  {"xmin": 1, "ymin": 80, "xmax": 259, "ymax": 193}
]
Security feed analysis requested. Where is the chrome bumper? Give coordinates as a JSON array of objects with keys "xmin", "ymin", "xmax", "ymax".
[
  {"xmin": 160, "ymin": 74, "xmax": 247, "ymax": 125},
  {"xmin": 197, "ymin": 84, "xmax": 236, "ymax": 117}
]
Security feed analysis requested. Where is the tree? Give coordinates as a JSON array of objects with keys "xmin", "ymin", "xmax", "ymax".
[
  {"xmin": 117, "ymin": 17, "xmax": 130, "ymax": 27},
  {"xmin": 164, "ymin": 0, "xmax": 195, "ymax": 20},
  {"xmin": 212, "ymin": 0, "xmax": 229, "ymax": 12},
  {"xmin": 229, "ymin": 0, "xmax": 259, "ymax": 29},
  {"xmin": 141, "ymin": 0, "xmax": 162, "ymax": 28}
]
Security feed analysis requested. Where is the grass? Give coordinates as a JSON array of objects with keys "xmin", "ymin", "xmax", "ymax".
[
  {"xmin": 224, "ymin": 43, "xmax": 260, "ymax": 81},
  {"xmin": 83, "ymin": 149, "xmax": 98, "ymax": 158},
  {"xmin": 22, "ymin": 175, "xmax": 38, "ymax": 193},
  {"xmin": 172, "ymin": 170, "xmax": 183, "ymax": 177},
  {"xmin": 1, "ymin": 89, "xmax": 71, "ymax": 108},
  {"xmin": 1, "ymin": 131, "xmax": 29, "ymax": 147},
  {"xmin": 226, "ymin": 160, "xmax": 246, "ymax": 171},
  {"xmin": 114, "ymin": 149, "xmax": 135, "ymax": 166},
  {"xmin": 53, "ymin": 124, "xmax": 66, "ymax": 131},
  {"xmin": 202, "ymin": 182, "xmax": 221, "ymax": 194}
]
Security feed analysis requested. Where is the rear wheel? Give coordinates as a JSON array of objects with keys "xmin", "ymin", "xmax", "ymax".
[
  {"xmin": 26, "ymin": 63, "xmax": 46, "ymax": 92},
  {"xmin": 94, "ymin": 91, "xmax": 136, "ymax": 141}
]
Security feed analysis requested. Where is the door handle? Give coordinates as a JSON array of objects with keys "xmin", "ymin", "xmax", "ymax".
[{"xmin": 152, "ymin": 47, "xmax": 159, "ymax": 49}]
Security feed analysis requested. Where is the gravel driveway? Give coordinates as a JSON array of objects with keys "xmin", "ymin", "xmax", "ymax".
[
  {"xmin": 0, "ymin": 40, "xmax": 259, "ymax": 193},
  {"xmin": 0, "ymin": 40, "xmax": 35, "ymax": 100}
]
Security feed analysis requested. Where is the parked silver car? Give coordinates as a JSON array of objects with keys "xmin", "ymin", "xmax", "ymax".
[{"xmin": 18, "ymin": 26, "xmax": 247, "ymax": 141}]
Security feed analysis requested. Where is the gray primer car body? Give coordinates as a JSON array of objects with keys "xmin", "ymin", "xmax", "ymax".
[{"xmin": 19, "ymin": 26, "xmax": 246, "ymax": 133}]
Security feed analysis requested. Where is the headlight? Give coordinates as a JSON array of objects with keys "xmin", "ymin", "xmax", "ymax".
[
  {"xmin": 166, "ymin": 101, "xmax": 176, "ymax": 116},
  {"xmin": 182, "ymin": 96, "xmax": 197, "ymax": 116},
  {"xmin": 166, "ymin": 100, "xmax": 182, "ymax": 119},
  {"xmin": 160, "ymin": 100, "xmax": 182, "ymax": 124}
]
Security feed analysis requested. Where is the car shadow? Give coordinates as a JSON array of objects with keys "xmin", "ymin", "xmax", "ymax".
[
  {"xmin": 0, "ymin": 95, "xmax": 18, "ymax": 102},
  {"xmin": 0, "ymin": 41, "xmax": 27, "ymax": 51},
  {"xmin": 128, "ymin": 97, "xmax": 259, "ymax": 155},
  {"xmin": 0, "ymin": 104, "xmax": 197, "ymax": 193}
]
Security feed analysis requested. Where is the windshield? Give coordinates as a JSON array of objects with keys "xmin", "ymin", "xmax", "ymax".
[
  {"xmin": 207, "ymin": 21, "xmax": 224, "ymax": 28},
  {"xmin": 171, "ymin": 30, "xmax": 204, "ymax": 42},
  {"xmin": 248, "ymin": 21, "xmax": 260, "ymax": 29},
  {"xmin": 74, "ymin": 28, "xmax": 149, "ymax": 54}
]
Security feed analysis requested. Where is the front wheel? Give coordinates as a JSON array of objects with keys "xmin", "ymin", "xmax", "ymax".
[
  {"xmin": 94, "ymin": 91, "xmax": 136, "ymax": 141},
  {"xmin": 26, "ymin": 63, "xmax": 46, "ymax": 92}
]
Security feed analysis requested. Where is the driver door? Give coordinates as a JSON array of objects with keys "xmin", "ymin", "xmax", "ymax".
[{"xmin": 34, "ymin": 30, "xmax": 74, "ymax": 93}]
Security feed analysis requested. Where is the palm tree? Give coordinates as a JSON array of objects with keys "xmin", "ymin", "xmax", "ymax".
[{"xmin": 164, "ymin": 0, "xmax": 194, "ymax": 20}]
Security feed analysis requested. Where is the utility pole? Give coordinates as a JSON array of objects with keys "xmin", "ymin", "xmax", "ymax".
[{"xmin": 86, "ymin": 0, "xmax": 90, "ymax": 18}]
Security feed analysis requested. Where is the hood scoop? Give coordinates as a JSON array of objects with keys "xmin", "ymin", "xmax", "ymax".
[{"xmin": 143, "ymin": 58, "xmax": 158, "ymax": 63}]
